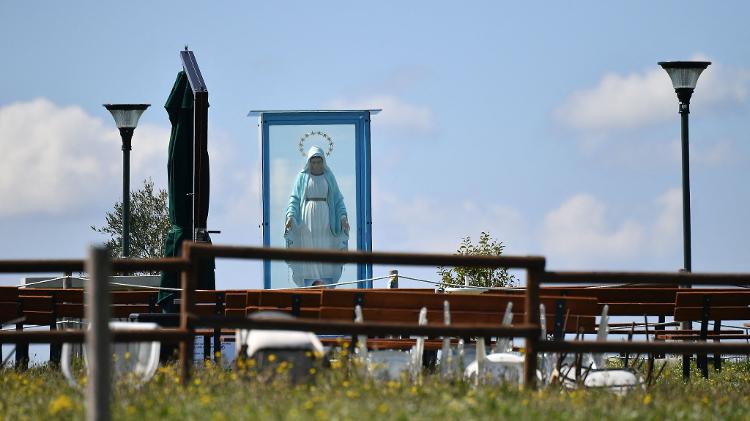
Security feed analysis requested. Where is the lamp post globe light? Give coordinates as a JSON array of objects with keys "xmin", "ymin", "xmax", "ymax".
[
  {"xmin": 103, "ymin": 104, "xmax": 150, "ymax": 258},
  {"xmin": 657, "ymin": 61, "xmax": 710, "ymax": 274}
]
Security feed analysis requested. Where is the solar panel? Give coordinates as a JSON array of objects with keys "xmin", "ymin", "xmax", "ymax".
[{"xmin": 180, "ymin": 49, "xmax": 207, "ymax": 93}]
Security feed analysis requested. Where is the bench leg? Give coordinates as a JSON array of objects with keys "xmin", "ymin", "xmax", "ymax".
[
  {"xmin": 698, "ymin": 297, "xmax": 710, "ymax": 379},
  {"xmin": 713, "ymin": 320, "xmax": 721, "ymax": 371},
  {"xmin": 15, "ymin": 323, "xmax": 28, "ymax": 370},
  {"xmin": 656, "ymin": 316, "xmax": 666, "ymax": 359},
  {"xmin": 49, "ymin": 321, "xmax": 61, "ymax": 366},
  {"xmin": 213, "ymin": 329, "xmax": 221, "ymax": 363},
  {"xmin": 423, "ymin": 349, "xmax": 438, "ymax": 370},
  {"xmin": 15, "ymin": 345, "xmax": 29, "ymax": 370},
  {"xmin": 203, "ymin": 334, "xmax": 211, "ymax": 361},
  {"xmin": 682, "ymin": 354, "xmax": 690, "ymax": 380}
]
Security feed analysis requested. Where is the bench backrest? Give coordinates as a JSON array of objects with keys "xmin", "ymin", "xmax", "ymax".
[{"xmin": 674, "ymin": 291, "xmax": 750, "ymax": 321}]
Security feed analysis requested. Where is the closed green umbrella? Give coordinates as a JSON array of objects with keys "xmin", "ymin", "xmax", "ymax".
[{"xmin": 158, "ymin": 70, "xmax": 215, "ymax": 311}]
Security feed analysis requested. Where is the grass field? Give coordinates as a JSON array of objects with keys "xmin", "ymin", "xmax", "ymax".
[{"xmin": 1, "ymin": 356, "xmax": 749, "ymax": 421}]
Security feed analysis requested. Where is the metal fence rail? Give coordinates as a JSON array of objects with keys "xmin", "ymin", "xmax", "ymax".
[
  {"xmin": 1, "ymin": 243, "xmax": 750, "ymax": 398},
  {"xmin": 544, "ymin": 270, "xmax": 750, "ymax": 285},
  {"xmin": 192, "ymin": 315, "xmax": 540, "ymax": 338},
  {"xmin": 178, "ymin": 242, "xmax": 547, "ymax": 384},
  {"xmin": 527, "ymin": 269, "xmax": 750, "ymax": 388}
]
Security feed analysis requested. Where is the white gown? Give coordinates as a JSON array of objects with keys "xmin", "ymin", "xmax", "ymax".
[{"xmin": 295, "ymin": 175, "xmax": 339, "ymax": 283}]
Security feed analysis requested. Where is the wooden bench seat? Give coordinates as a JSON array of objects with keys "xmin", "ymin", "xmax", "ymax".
[
  {"xmin": 673, "ymin": 291, "xmax": 750, "ymax": 378},
  {"xmin": 0, "ymin": 287, "xmax": 20, "ymax": 324},
  {"xmin": 236, "ymin": 289, "xmax": 598, "ymax": 336}
]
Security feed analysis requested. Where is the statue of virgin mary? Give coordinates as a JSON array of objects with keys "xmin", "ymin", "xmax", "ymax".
[{"xmin": 284, "ymin": 146, "xmax": 349, "ymax": 287}]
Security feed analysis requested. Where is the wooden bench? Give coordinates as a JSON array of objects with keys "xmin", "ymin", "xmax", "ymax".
[
  {"xmin": 319, "ymin": 290, "xmax": 596, "ymax": 334},
  {"xmin": 239, "ymin": 288, "xmax": 598, "ymax": 335},
  {"xmin": 235, "ymin": 289, "xmax": 597, "ymax": 353},
  {"xmin": 5, "ymin": 290, "xmax": 59, "ymax": 368},
  {"xmin": 225, "ymin": 290, "xmax": 258, "ymax": 318},
  {"xmin": 674, "ymin": 291, "xmax": 750, "ymax": 377},
  {"xmin": 6, "ymin": 288, "xmax": 176, "ymax": 366},
  {"xmin": 524, "ymin": 287, "xmax": 748, "ymax": 339},
  {"xmin": 526, "ymin": 287, "xmax": 678, "ymax": 316},
  {"xmin": 0, "ymin": 287, "xmax": 21, "ymax": 323}
]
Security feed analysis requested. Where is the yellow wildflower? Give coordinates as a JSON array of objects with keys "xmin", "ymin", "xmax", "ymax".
[
  {"xmin": 48, "ymin": 395, "xmax": 74, "ymax": 415},
  {"xmin": 346, "ymin": 390, "xmax": 359, "ymax": 398}
]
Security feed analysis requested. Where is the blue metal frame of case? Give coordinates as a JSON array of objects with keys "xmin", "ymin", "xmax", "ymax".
[{"xmin": 255, "ymin": 111, "xmax": 373, "ymax": 289}]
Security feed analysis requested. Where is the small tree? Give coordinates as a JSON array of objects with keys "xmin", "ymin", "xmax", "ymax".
[
  {"xmin": 91, "ymin": 178, "xmax": 170, "ymax": 265},
  {"xmin": 437, "ymin": 231, "xmax": 516, "ymax": 288}
]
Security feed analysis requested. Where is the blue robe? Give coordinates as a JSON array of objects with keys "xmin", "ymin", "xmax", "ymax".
[
  {"xmin": 284, "ymin": 150, "xmax": 349, "ymax": 286},
  {"xmin": 285, "ymin": 168, "xmax": 348, "ymax": 245}
]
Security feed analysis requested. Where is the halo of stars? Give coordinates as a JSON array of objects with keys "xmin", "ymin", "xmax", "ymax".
[{"xmin": 299, "ymin": 131, "xmax": 335, "ymax": 157}]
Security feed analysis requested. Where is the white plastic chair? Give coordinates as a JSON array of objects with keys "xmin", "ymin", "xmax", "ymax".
[
  {"xmin": 235, "ymin": 311, "xmax": 325, "ymax": 382},
  {"xmin": 61, "ymin": 321, "xmax": 161, "ymax": 387},
  {"xmin": 368, "ymin": 349, "xmax": 412, "ymax": 379},
  {"xmin": 440, "ymin": 300, "xmax": 453, "ymax": 378},
  {"xmin": 365, "ymin": 307, "xmax": 427, "ymax": 380},
  {"xmin": 579, "ymin": 305, "xmax": 644, "ymax": 394},
  {"xmin": 235, "ymin": 311, "xmax": 324, "ymax": 357},
  {"xmin": 583, "ymin": 368, "xmax": 642, "ymax": 395},
  {"xmin": 464, "ymin": 302, "xmax": 524, "ymax": 384},
  {"xmin": 409, "ymin": 307, "xmax": 428, "ymax": 380}
]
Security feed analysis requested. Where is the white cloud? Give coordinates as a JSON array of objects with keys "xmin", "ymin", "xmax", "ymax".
[
  {"xmin": 269, "ymin": 158, "xmax": 296, "ymax": 214},
  {"xmin": 651, "ymin": 188, "xmax": 682, "ymax": 254},
  {"xmin": 0, "ymin": 98, "xmax": 168, "ymax": 217},
  {"xmin": 541, "ymin": 194, "xmax": 644, "ymax": 264},
  {"xmin": 556, "ymin": 57, "xmax": 750, "ymax": 131},
  {"xmin": 371, "ymin": 183, "xmax": 526, "ymax": 254},
  {"xmin": 656, "ymin": 137, "xmax": 737, "ymax": 167},
  {"xmin": 587, "ymin": 135, "xmax": 739, "ymax": 169},
  {"xmin": 693, "ymin": 138, "xmax": 737, "ymax": 166},
  {"xmin": 325, "ymin": 95, "xmax": 435, "ymax": 134},
  {"xmin": 538, "ymin": 189, "xmax": 694, "ymax": 267}
]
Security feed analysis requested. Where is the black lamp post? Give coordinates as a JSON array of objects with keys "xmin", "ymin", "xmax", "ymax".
[
  {"xmin": 103, "ymin": 104, "xmax": 150, "ymax": 257},
  {"xmin": 657, "ymin": 61, "xmax": 710, "ymax": 274}
]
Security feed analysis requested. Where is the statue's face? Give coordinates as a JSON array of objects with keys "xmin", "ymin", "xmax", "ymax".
[{"xmin": 309, "ymin": 157, "xmax": 324, "ymax": 175}]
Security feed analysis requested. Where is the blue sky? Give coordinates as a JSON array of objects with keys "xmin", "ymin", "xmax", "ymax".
[{"xmin": 0, "ymin": 1, "xmax": 748, "ymax": 288}]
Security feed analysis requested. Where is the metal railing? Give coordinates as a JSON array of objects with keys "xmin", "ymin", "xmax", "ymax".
[
  {"xmin": 1, "ymin": 242, "xmax": 750, "ymax": 417},
  {"xmin": 178, "ymin": 242, "xmax": 547, "ymax": 385},
  {"xmin": 528, "ymin": 270, "xmax": 750, "ymax": 386}
]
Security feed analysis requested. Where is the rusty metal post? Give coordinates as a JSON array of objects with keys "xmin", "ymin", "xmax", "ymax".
[
  {"xmin": 179, "ymin": 242, "xmax": 196, "ymax": 385},
  {"xmin": 86, "ymin": 247, "xmax": 111, "ymax": 421},
  {"xmin": 389, "ymin": 269, "xmax": 399, "ymax": 288},
  {"xmin": 524, "ymin": 265, "xmax": 543, "ymax": 389}
]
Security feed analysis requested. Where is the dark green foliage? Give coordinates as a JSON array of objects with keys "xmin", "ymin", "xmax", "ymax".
[
  {"xmin": 90, "ymin": 178, "xmax": 170, "ymax": 266},
  {"xmin": 437, "ymin": 232, "xmax": 516, "ymax": 288}
]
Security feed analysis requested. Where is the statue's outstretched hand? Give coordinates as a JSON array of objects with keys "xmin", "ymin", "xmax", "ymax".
[{"xmin": 341, "ymin": 217, "xmax": 350, "ymax": 233}]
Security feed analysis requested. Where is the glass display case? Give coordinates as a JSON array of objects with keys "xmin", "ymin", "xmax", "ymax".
[{"xmin": 250, "ymin": 110, "xmax": 378, "ymax": 289}]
